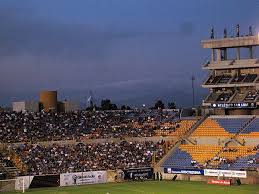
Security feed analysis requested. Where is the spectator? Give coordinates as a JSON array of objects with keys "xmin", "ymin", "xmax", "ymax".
[{"xmin": 15, "ymin": 140, "xmax": 166, "ymax": 175}]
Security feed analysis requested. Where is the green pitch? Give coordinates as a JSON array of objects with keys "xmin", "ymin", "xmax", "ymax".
[{"xmin": 9, "ymin": 181, "xmax": 259, "ymax": 194}]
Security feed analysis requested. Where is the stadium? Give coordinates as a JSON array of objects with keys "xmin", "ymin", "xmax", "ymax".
[{"xmin": 0, "ymin": 25, "xmax": 258, "ymax": 194}]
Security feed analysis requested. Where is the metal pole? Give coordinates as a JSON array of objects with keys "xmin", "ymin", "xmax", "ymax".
[
  {"xmin": 191, "ymin": 76, "xmax": 195, "ymax": 107},
  {"xmin": 22, "ymin": 177, "xmax": 25, "ymax": 193}
]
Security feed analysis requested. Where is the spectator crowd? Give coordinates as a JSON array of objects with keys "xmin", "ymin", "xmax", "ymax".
[
  {"xmin": 15, "ymin": 140, "xmax": 166, "ymax": 175},
  {"xmin": 0, "ymin": 110, "xmax": 178, "ymax": 143}
]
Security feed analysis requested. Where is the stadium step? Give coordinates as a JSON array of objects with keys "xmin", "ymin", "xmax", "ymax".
[
  {"xmin": 9, "ymin": 150, "xmax": 28, "ymax": 174},
  {"xmin": 0, "ymin": 162, "xmax": 19, "ymax": 178},
  {"xmin": 237, "ymin": 116, "xmax": 257, "ymax": 135},
  {"xmin": 223, "ymin": 116, "xmax": 257, "ymax": 146},
  {"xmin": 155, "ymin": 115, "xmax": 208, "ymax": 170},
  {"xmin": 183, "ymin": 115, "xmax": 208, "ymax": 143},
  {"xmin": 154, "ymin": 140, "xmax": 181, "ymax": 171},
  {"xmin": 228, "ymin": 90, "xmax": 238, "ymax": 103}
]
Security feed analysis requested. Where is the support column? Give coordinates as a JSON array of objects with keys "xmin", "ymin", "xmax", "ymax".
[
  {"xmin": 236, "ymin": 47, "xmax": 240, "ymax": 60},
  {"xmin": 223, "ymin": 48, "xmax": 227, "ymax": 60},
  {"xmin": 216, "ymin": 49, "xmax": 221, "ymax": 62},
  {"xmin": 249, "ymin": 46, "xmax": 253, "ymax": 59},
  {"xmin": 211, "ymin": 49, "xmax": 215, "ymax": 63}
]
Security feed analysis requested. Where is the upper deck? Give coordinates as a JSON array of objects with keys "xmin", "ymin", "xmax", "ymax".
[
  {"xmin": 202, "ymin": 35, "xmax": 259, "ymax": 49},
  {"xmin": 203, "ymin": 59, "xmax": 259, "ymax": 70}
]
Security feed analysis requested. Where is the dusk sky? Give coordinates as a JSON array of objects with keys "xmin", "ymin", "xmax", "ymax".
[{"xmin": 0, "ymin": 0, "xmax": 259, "ymax": 107}]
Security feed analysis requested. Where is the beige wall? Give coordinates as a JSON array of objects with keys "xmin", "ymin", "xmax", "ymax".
[
  {"xmin": 226, "ymin": 109, "xmax": 251, "ymax": 115},
  {"xmin": 161, "ymin": 171, "xmax": 259, "ymax": 184}
]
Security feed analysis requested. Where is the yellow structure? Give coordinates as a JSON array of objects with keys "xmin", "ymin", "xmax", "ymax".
[{"xmin": 39, "ymin": 90, "xmax": 58, "ymax": 112}]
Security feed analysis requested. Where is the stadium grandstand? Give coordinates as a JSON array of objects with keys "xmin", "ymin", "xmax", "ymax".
[
  {"xmin": 0, "ymin": 27, "xmax": 258, "ymax": 193},
  {"xmin": 202, "ymin": 25, "xmax": 259, "ymax": 116},
  {"xmin": 160, "ymin": 26, "xmax": 259, "ymax": 187}
]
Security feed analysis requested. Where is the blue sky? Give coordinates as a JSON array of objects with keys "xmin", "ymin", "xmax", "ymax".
[{"xmin": 0, "ymin": 0, "xmax": 259, "ymax": 107}]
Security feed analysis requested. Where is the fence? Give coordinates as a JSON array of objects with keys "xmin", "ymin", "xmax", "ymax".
[{"xmin": 0, "ymin": 179, "xmax": 16, "ymax": 193}]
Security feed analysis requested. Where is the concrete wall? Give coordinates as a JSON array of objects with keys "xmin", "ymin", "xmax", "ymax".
[
  {"xmin": 226, "ymin": 109, "xmax": 251, "ymax": 115},
  {"xmin": 213, "ymin": 109, "xmax": 226, "ymax": 115},
  {"xmin": 189, "ymin": 137, "xmax": 259, "ymax": 146},
  {"xmin": 161, "ymin": 171, "xmax": 259, "ymax": 184},
  {"xmin": 190, "ymin": 137, "xmax": 220, "ymax": 145},
  {"xmin": 252, "ymin": 109, "xmax": 259, "ymax": 115},
  {"xmin": 5, "ymin": 136, "xmax": 175, "ymax": 148},
  {"xmin": 242, "ymin": 138, "xmax": 259, "ymax": 146}
]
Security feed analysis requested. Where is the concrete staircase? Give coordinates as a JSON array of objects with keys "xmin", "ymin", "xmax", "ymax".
[
  {"xmin": 0, "ymin": 149, "xmax": 25, "ymax": 178},
  {"xmin": 10, "ymin": 152, "xmax": 27, "ymax": 174},
  {"xmin": 0, "ymin": 162, "xmax": 19, "ymax": 178}
]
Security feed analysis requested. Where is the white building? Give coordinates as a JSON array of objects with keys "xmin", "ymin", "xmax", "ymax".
[
  {"xmin": 12, "ymin": 101, "xmax": 39, "ymax": 113},
  {"xmin": 63, "ymin": 101, "xmax": 80, "ymax": 112}
]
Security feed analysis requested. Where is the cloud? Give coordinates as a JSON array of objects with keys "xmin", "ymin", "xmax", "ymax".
[
  {"xmin": 95, "ymin": 78, "xmax": 153, "ymax": 88},
  {"xmin": 0, "ymin": 6, "xmax": 197, "ymax": 86},
  {"xmin": 0, "ymin": 6, "xmax": 196, "ymax": 58},
  {"xmin": 0, "ymin": 4, "xmax": 204, "ymax": 107}
]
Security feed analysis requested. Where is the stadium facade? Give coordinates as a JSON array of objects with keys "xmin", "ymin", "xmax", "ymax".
[{"xmin": 202, "ymin": 25, "xmax": 259, "ymax": 115}]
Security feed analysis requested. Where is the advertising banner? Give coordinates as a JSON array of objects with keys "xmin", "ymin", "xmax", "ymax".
[
  {"xmin": 208, "ymin": 179, "xmax": 231, "ymax": 186},
  {"xmin": 60, "ymin": 171, "xmax": 107, "ymax": 186},
  {"xmin": 15, "ymin": 176, "xmax": 34, "ymax": 190},
  {"xmin": 123, "ymin": 167, "xmax": 153, "ymax": 180},
  {"xmin": 204, "ymin": 169, "xmax": 247, "ymax": 178},
  {"xmin": 210, "ymin": 102, "xmax": 256, "ymax": 109},
  {"xmin": 164, "ymin": 168, "xmax": 204, "ymax": 175}
]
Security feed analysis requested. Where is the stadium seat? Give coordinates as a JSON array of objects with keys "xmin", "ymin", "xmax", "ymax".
[
  {"xmin": 192, "ymin": 117, "xmax": 251, "ymax": 137},
  {"xmin": 239, "ymin": 118, "xmax": 259, "ymax": 137},
  {"xmin": 156, "ymin": 119, "xmax": 197, "ymax": 137}
]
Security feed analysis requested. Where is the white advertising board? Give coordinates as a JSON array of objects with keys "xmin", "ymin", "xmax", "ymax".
[
  {"xmin": 15, "ymin": 176, "xmax": 34, "ymax": 190},
  {"xmin": 204, "ymin": 169, "xmax": 247, "ymax": 178},
  {"xmin": 60, "ymin": 171, "xmax": 107, "ymax": 186}
]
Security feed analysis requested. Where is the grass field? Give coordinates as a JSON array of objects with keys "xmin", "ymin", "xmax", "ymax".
[{"xmin": 8, "ymin": 181, "xmax": 259, "ymax": 194}]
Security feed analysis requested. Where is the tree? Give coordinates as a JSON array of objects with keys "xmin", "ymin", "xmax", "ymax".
[
  {"xmin": 121, "ymin": 105, "xmax": 126, "ymax": 110},
  {"xmin": 121, "ymin": 105, "xmax": 132, "ymax": 110},
  {"xmin": 86, "ymin": 104, "xmax": 99, "ymax": 111},
  {"xmin": 110, "ymin": 103, "xmax": 118, "ymax": 110},
  {"xmin": 168, "ymin": 101, "xmax": 176, "ymax": 109},
  {"xmin": 101, "ymin": 99, "xmax": 112, "ymax": 110},
  {"xmin": 154, "ymin": 100, "xmax": 165, "ymax": 109},
  {"xmin": 101, "ymin": 99, "xmax": 118, "ymax": 110}
]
